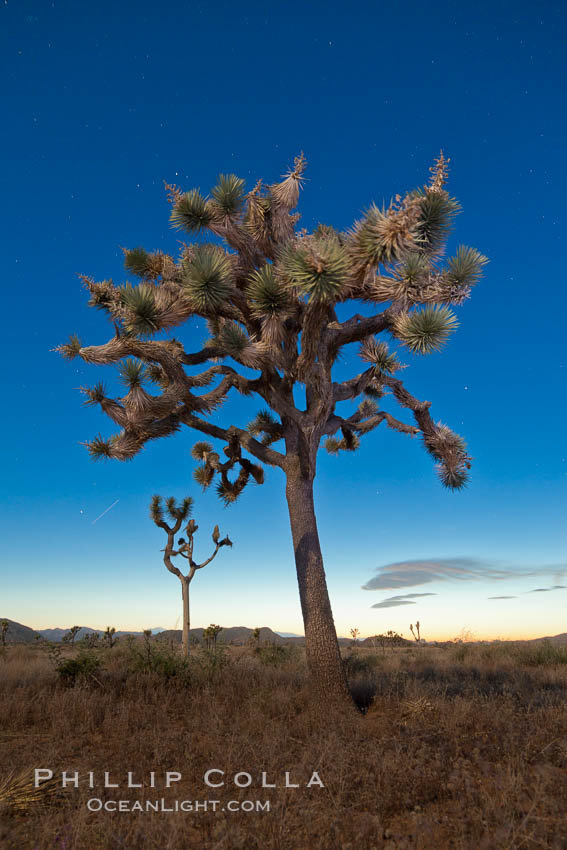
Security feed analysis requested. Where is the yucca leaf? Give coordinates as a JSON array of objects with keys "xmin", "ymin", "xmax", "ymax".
[
  {"xmin": 193, "ymin": 464, "xmax": 215, "ymax": 489},
  {"xmin": 247, "ymin": 409, "xmax": 279, "ymax": 436},
  {"xmin": 57, "ymin": 333, "xmax": 82, "ymax": 360},
  {"xmin": 210, "ymin": 174, "xmax": 246, "ymax": 217},
  {"xmin": 216, "ymin": 479, "xmax": 239, "ymax": 506},
  {"xmin": 182, "ymin": 245, "xmax": 233, "ymax": 311},
  {"xmin": 358, "ymin": 398, "xmax": 379, "ymax": 417},
  {"xmin": 191, "ymin": 441, "xmax": 213, "ymax": 461},
  {"xmin": 117, "ymin": 358, "xmax": 148, "ymax": 388},
  {"xmin": 360, "ymin": 338, "xmax": 401, "ymax": 374},
  {"xmin": 84, "ymin": 434, "xmax": 114, "ymax": 460},
  {"xmin": 170, "ymin": 189, "xmax": 214, "ymax": 233},
  {"xmin": 394, "ymin": 306, "xmax": 458, "ymax": 354},
  {"xmin": 446, "ymin": 245, "xmax": 488, "ymax": 287},
  {"xmin": 396, "ymin": 252, "xmax": 430, "ymax": 284},
  {"xmin": 83, "ymin": 382, "xmax": 107, "ymax": 406},
  {"xmin": 414, "ymin": 190, "xmax": 461, "ymax": 252},
  {"xmin": 436, "ymin": 462, "xmax": 469, "ymax": 490},
  {"xmin": 165, "ymin": 495, "xmax": 192, "ymax": 521},
  {"xmin": 324, "ymin": 437, "xmax": 342, "ymax": 455},
  {"xmin": 179, "ymin": 497, "xmax": 194, "ymax": 519},
  {"xmin": 150, "ymin": 494, "xmax": 163, "ymax": 523},
  {"xmin": 278, "ymin": 237, "xmax": 350, "ymax": 303},
  {"xmin": 349, "ymin": 203, "xmax": 419, "ymax": 266},
  {"xmin": 363, "ymin": 384, "xmax": 385, "ymax": 399},
  {"xmin": 119, "ymin": 283, "xmax": 161, "ymax": 336},
  {"xmin": 246, "ymin": 264, "xmax": 290, "ymax": 317},
  {"xmin": 124, "ymin": 247, "xmax": 152, "ymax": 278},
  {"xmin": 216, "ymin": 321, "xmax": 249, "ymax": 358}
]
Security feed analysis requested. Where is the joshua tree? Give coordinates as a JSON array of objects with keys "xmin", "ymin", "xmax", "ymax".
[
  {"xmin": 410, "ymin": 621, "xmax": 421, "ymax": 642},
  {"xmin": 350, "ymin": 628, "xmax": 360, "ymax": 646},
  {"xmin": 150, "ymin": 495, "xmax": 232, "ymax": 657},
  {"xmin": 57, "ymin": 152, "xmax": 487, "ymax": 709},
  {"xmin": 62, "ymin": 625, "xmax": 81, "ymax": 647},
  {"xmin": 203, "ymin": 623, "xmax": 223, "ymax": 649},
  {"xmin": 0, "ymin": 620, "xmax": 9, "ymax": 648},
  {"xmin": 104, "ymin": 626, "xmax": 118, "ymax": 648}
]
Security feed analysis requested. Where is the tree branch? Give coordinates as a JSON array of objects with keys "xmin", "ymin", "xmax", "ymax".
[
  {"xmin": 328, "ymin": 309, "xmax": 394, "ymax": 349},
  {"xmin": 182, "ymin": 414, "xmax": 286, "ymax": 468}
]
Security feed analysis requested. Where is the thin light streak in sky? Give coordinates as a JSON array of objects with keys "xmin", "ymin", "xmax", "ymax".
[{"xmin": 91, "ymin": 499, "xmax": 119, "ymax": 525}]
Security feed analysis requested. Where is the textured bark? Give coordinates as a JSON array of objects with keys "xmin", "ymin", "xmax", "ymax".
[
  {"xmin": 181, "ymin": 577, "xmax": 190, "ymax": 658},
  {"xmin": 285, "ymin": 471, "xmax": 354, "ymax": 709}
]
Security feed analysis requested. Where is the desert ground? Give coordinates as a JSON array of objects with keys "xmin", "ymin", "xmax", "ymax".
[{"xmin": 1, "ymin": 637, "xmax": 566, "ymax": 849}]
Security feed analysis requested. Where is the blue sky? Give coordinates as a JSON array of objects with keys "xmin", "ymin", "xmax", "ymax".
[{"xmin": 1, "ymin": 0, "xmax": 565, "ymax": 639}]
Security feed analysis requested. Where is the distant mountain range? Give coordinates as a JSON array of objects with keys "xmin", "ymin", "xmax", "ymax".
[
  {"xmin": 38, "ymin": 626, "xmax": 165, "ymax": 642},
  {"xmin": 2, "ymin": 617, "xmax": 567, "ymax": 647},
  {"xmin": 0, "ymin": 620, "xmax": 165, "ymax": 643}
]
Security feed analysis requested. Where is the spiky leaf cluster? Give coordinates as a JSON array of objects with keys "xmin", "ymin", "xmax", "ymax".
[
  {"xmin": 170, "ymin": 189, "xmax": 214, "ymax": 233},
  {"xmin": 119, "ymin": 283, "xmax": 161, "ymax": 336},
  {"xmin": 84, "ymin": 434, "xmax": 115, "ymax": 460},
  {"xmin": 150, "ymin": 494, "xmax": 163, "ymax": 523},
  {"xmin": 360, "ymin": 338, "xmax": 401, "ymax": 375},
  {"xmin": 247, "ymin": 409, "xmax": 282, "ymax": 445},
  {"xmin": 446, "ymin": 246, "xmax": 488, "ymax": 290},
  {"xmin": 210, "ymin": 174, "xmax": 247, "ymax": 217},
  {"xmin": 124, "ymin": 247, "xmax": 152, "ymax": 278},
  {"xmin": 246, "ymin": 265, "xmax": 290, "ymax": 317},
  {"xmin": 393, "ymin": 306, "xmax": 458, "ymax": 354},
  {"xmin": 349, "ymin": 199, "xmax": 421, "ymax": 268},
  {"xmin": 117, "ymin": 358, "xmax": 148, "ymax": 389},
  {"xmin": 82, "ymin": 382, "xmax": 107, "ymax": 406},
  {"xmin": 191, "ymin": 441, "xmax": 213, "ymax": 461},
  {"xmin": 182, "ymin": 245, "xmax": 233, "ymax": 311},
  {"xmin": 216, "ymin": 321, "xmax": 249, "ymax": 359},
  {"xmin": 423, "ymin": 423, "xmax": 471, "ymax": 490},
  {"xmin": 164, "ymin": 495, "xmax": 194, "ymax": 522},
  {"xmin": 278, "ymin": 236, "xmax": 350, "ymax": 303},
  {"xmin": 324, "ymin": 427, "xmax": 360, "ymax": 455},
  {"xmin": 57, "ymin": 333, "xmax": 82, "ymax": 360},
  {"xmin": 413, "ymin": 190, "xmax": 461, "ymax": 255}
]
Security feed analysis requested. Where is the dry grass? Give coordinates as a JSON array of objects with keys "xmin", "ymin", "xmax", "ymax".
[{"xmin": 1, "ymin": 641, "xmax": 566, "ymax": 849}]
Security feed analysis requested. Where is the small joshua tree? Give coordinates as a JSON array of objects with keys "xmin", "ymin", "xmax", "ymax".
[
  {"xmin": 104, "ymin": 626, "xmax": 117, "ymax": 648},
  {"xmin": 84, "ymin": 631, "xmax": 100, "ymax": 648},
  {"xmin": 62, "ymin": 626, "xmax": 81, "ymax": 647},
  {"xmin": 350, "ymin": 628, "xmax": 360, "ymax": 646},
  {"xmin": 0, "ymin": 620, "xmax": 9, "ymax": 648},
  {"xmin": 203, "ymin": 623, "xmax": 223, "ymax": 649},
  {"xmin": 150, "ymin": 496, "xmax": 232, "ymax": 657},
  {"xmin": 410, "ymin": 621, "xmax": 421, "ymax": 642},
  {"xmin": 58, "ymin": 152, "xmax": 487, "ymax": 710}
]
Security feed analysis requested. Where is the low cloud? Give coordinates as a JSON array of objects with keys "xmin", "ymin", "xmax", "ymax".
[
  {"xmin": 371, "ymin": 591, "xmax": 436, "ymax": 610},
  {"xmin": 487, "ymin": 596, "xmax": 517, "ymax": 600},
  {"xmin": 362, "ymin": 558, "xmax": 567, "ymax": 592},
  {"xmin": 526, "ymin": 585, "xmax": 566, "ymax": 593},
  {"xmin": 372, "ymin": 599, "xmax": 416, "ymax": 609}
]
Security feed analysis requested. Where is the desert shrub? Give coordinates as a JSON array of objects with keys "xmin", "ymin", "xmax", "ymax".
[
  {"xmin": 343, "ymin": 651, "xmax": 380, "ymax": 678},
  {"xmin": 254, "ymin": 643, "xmax": 296, "ymax": 667},
  {"xmin": 55, "ymin": 651, "xmax": 102, "ymax": 687},
  {"xmin": 127, "ymin": 634, "xmax": 191, "ymax": 683},
  {"xmin": 193, "ymin": 644, "xmax": 230, "ymax": 680}
]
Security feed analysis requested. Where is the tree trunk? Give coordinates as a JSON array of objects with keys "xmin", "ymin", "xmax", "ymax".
[
  {"xmin": 285, "ymin": 471, "xmax": 355, "ymax": 710},
  {"xmin": 181, "ymin": 577, "xmax": 190, "ymax": 658}
]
